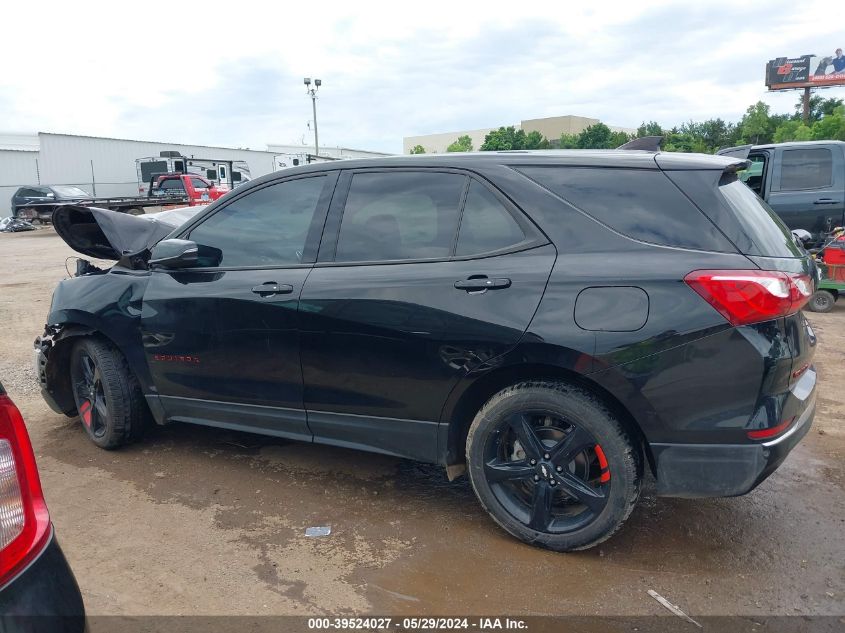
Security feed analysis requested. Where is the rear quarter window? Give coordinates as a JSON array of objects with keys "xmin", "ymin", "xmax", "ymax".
[{"xmin": 516, "ymin": 166, "xmax": 734, "ymax": 252}]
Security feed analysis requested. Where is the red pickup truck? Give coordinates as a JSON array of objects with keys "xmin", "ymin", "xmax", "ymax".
[{"xmin": 150, "ymin": 173, "xmax": 225, "ymax": 206}]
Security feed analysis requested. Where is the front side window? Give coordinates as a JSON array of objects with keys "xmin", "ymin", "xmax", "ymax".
[
  {"xmin": 456, "ymin": 181, "xmax": 525, "ymax": 256},
  {"xmin": 190, "ymin": 178, "xmax": 210, "ymax": 189},
  {"xmin": 334, "ymin": 171, "xmax": 466, "ymax": 262},
  {"xmin": 188, "ymin": 176, "xmax": 326, "ymax": 268},
  {"xmin": 780, "ymin": 148, "xmax": 833, "ymax": 190}
]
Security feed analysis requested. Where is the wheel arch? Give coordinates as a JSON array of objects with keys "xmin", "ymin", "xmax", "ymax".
[
  {"xmin": 440, "ymin": 363, "xmax": 655, "ymax": 478},
  {"xmin": 42, "ymin": 324, "xmax": 148, "ymax": 417}
]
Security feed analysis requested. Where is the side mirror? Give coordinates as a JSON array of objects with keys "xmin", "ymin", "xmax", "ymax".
[{"xmin": 149, "ymin": 239, "xmax": 198, "ymax": 268}]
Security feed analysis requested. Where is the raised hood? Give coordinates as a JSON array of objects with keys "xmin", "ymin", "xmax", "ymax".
[{"xmin": 52, "ymin": 206, "xmax": 182, "ymax": 260}]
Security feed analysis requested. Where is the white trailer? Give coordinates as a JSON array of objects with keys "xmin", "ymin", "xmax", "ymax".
[{"xmin": 136, "ymin": 152, "xmax": 252, "ymax": 195}]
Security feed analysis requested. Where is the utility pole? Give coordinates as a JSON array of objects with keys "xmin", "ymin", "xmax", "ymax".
[
  {"xmin": 802, "ymin": 87, "xmax": 811, "ymax": 123},
  {"xmin": 304, "ymin": 77, "xmax": 322, "ymax": 156}
]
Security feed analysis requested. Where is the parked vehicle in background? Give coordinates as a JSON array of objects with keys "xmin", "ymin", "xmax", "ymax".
[
  {"xmin": 719, "ymin": 140, "xmax": 845, "ymax": 245},
  {"xmin": 136, "ymin": 152, "xmax": 251, "ymax": 196},
  {"xmin": 37, "ymin": 150, "xmax": 816, "ymax": 551},
  {"xmin": 0, "ymin": 380, "xmax": 85, "ymax": 631},
  {"xmin": 149, "ymin": 174, "xmax": 226, "ymax": 206},
  {"xmin": 11, "ymin": 183, "xmax": 193, "ymax": 222},
  {"xmin": 273, "ymin": 152, "xmax": 336, "ymax": 171}
]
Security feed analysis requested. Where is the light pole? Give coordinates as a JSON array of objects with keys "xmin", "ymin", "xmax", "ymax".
[{"xmin": 304, "ymin": 77, "xmax": 321, "ymax": 157}]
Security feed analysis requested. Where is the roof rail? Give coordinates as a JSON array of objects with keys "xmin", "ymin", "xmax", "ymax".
[{"xmin": 616, "ymin": 136, "xmax": 663, "ymax": 151}]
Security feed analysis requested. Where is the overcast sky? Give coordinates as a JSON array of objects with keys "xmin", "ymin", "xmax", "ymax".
[{"xmin": 1, "ymin": 1, "xmax": 844, "ymax": 154}]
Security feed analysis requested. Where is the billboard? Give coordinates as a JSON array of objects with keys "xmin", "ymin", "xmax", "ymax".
[{"xmin": 766, "ymin": 48, "xmax": 845, "ymax": 90}]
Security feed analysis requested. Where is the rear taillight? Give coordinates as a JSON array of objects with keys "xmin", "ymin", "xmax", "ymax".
[
  {"xmin": 747, "ymin": 417, "xmax": 794, "ymax": 440},
  {"xmin": 684, "ymin": 270, "xmax": 813, "ymax": 326},
  {"xmin": 0, "ymin": 395, "xmax": 50, "ymax": 587}
]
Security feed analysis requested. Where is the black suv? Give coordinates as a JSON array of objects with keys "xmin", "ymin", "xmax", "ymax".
[{"xmin": 36, "ymin": 151, "xmax": 817, "ymax": 551}]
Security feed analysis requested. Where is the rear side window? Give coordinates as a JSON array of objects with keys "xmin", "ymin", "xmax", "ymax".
[
  {"xmin": 456, "ymin": 181, "xmax": 525, "ymax": 256},
  {"xmin": 517, "ymin": 167, "xmax": 731, "ymax": 251},
  {"xmin": 718, "ymin": 175, "xmax": 802, "ymax": 258},
  {"xmin": 335, "ymin": 171, "xmax": 466, "ymax": 262},
  {"xmin": 780, "ymin": 148, "xmax": 832, "ymax": 190}
]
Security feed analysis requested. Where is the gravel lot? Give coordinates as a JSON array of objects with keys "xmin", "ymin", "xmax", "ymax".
[{"xmin": 1, "ymin": 228, "xmax": 844, "ymax": 619}]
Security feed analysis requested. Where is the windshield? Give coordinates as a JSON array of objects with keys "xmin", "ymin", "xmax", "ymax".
[
  {"xmin": 719, "ymin": 176, "xmax": 803, "ymax": 258},
  {"xmin": 52, "ymin": 186, "xmax": 91, "ymax": 198}
]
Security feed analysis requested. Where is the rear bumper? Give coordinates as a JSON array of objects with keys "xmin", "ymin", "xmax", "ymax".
[
  {"xmin": 651, "ymin": 367, "xmax": 816, "ymax": 498},
  {"xmin": 0, "ymin": 529, "xmax": 86, "ymax": 631}
]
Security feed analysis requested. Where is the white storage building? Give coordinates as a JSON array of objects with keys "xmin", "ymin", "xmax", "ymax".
[{"xmin": 0, "ymin": 133, "xmax": 391, "ymax": 216}]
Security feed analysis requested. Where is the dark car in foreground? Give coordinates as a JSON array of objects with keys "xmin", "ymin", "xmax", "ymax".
[
  {"xmin": 35, "ymin": 150, "xmax": 816, "ymax": 550},
  {"xmin": 0, "ymin": 381, "xmax": 85, "ymax": 631}
]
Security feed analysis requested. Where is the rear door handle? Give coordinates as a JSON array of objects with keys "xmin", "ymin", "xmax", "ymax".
[
  {"xmin": 813, "ymin": 198, "xmax": 838, "ymax": 205},
  {"xmin": 251, "ymin": 282, "xmax": 294, "ymax": 296},
  {"xmin": 454, "ymin": 277, "xmax": 511, "ymax": 292}
]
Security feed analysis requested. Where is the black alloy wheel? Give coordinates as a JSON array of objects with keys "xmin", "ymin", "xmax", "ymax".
[
  {"xmin": 483, "ymin": 411, "xmax": 610, "ymax": 533},
  {"xmin": 73, "ymin": 351, "xmax": 108, "ymax": 439},
  {"xmin": 467, "ymin": 382, "xmax": 641, "ymax": 551},
  {"xmin": 69, "ymin": 337, "xmax": 148, "ymax": 449}
]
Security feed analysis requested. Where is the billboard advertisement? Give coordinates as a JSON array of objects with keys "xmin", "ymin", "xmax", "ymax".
[{"xmin": 766, "ymin": 48, "xmax": 845, "ymax": 90}]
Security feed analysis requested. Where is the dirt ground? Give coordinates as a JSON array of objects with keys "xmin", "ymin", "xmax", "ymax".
[{"xmin": 1, "ymin": 228, "xmax": 844, "ymax": 618}]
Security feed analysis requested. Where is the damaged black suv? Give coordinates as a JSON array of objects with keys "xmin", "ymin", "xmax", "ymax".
[{"xmin": 36, "ymin": 151, "xmax": 817, "ymax": 551}]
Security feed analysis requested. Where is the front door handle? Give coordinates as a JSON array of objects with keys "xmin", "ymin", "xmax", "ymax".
[
  {"xmin": 813, "ymin": 198, "xmax": 838, "ymax": 205},
  {"xmin": 454, "ymin": 277, "xmax": 512, "ymax": 292},
  {"xmin": 251, "ymin": 282, "xmax": 294, "ymax": 296}
]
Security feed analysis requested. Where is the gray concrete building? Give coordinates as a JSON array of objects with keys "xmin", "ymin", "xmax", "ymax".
[{"xmin": 403, "ymin": 115, "xmax": 636, "ymax": 154}]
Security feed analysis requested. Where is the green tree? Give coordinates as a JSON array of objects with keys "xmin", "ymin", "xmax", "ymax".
[
  {"xmin": 794, "ymin": 95, "xmax": 845, "ymax": 122},
  {"xmin": 524, "ymin": 130, "xmax": 550, "ymax": 149},
  {"xmin": 446, "ymin": 134, "xmax": 473, "ymax": 152},
  {"xmin": 409, "ymin": 144, "xmax": 426, "ymax": 154},
  {"xmin": 480, "ymin": 126, "xmax": 526, "ymax": 150},
  {"xmin": 739, "ymin": 101, "xmax": 774, "ymax": 144},
  {"xmin": 576, "ymin": 123, "xmax": 615, "ymax": 149},
  {"xmin": 559, "ymin": 133, "xmax": 579, "ymax": 149},
  {"xmin": 637, "ymin": 121, "xmax": 664, "ymax": 137},
  {"xmin": 773, "ymin": 120, "xmax": 813, "ymax": 143},
  {"xmin": 811, "ymin": 106, "xmax": 845, "ymax": 141}
]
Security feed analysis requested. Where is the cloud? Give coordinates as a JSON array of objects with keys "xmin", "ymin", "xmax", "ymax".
[{"xmin": 1, "ymin": 0, "xmax": 843, "ymax": 153}]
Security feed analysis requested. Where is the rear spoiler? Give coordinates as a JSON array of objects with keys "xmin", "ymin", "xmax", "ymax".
[
  {"xmin": 616, "ymin": 136, "xmax": 663, "ymax": 151},
  {"xmin": 716, "ymin": 144, "xmax": 752, "ymax": 160}
]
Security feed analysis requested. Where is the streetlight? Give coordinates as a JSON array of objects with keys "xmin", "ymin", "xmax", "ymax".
[{"xmin": 304, "ymin": 77, "xmax": 321, "ymax": 156}]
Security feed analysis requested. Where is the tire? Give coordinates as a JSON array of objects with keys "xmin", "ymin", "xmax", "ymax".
[
  {"xmin": 466, "ymin": 381, "xmax": 641, "ymax": 551},
  {"xmin": 69, "ymin": 337, "xmax": 148, "ymax": 449},
  {"xmin": 808, "ymin": 290, "xmax": 836, "ymax": 313}
]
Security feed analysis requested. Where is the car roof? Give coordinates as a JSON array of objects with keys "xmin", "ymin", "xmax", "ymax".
[{"xmin": 269, "ymin": 150, "xmax": 739, "ymax": 177}]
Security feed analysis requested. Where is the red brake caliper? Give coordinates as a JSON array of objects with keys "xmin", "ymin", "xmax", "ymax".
[
  {"xmin": 79, "ymin": 400, "xmax": 93, "ymax": 428},
  {"xmin": 594, "ymin": 444, "xmax": 611, "ymax": 483}
]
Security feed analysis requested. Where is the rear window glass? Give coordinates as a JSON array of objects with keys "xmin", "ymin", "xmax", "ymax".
[
  {"xmin": 718, "ymin": 176, "xmax": 803, "ymax": 258},
  {"xmin": 517, "ymin": 167, "xmax": 731, "ymax": 251}
]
